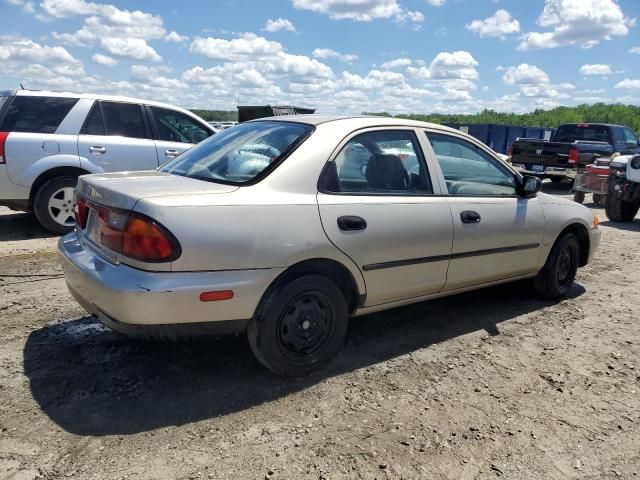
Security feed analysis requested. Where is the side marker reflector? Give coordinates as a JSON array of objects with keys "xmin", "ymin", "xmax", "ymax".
[{"xmin": 199, "ymin": 290, "xmax": 234, "ymax": 302}]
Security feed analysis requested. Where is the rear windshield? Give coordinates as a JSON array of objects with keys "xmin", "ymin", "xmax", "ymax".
[
  {"xmin": 0, "ymin": 96, "xmax": 78, "ymax": 134},
  {"xmin": 553, "ymin": 125, "xmax": 610, "ymax": 143},
  {"xmin": 159, "ymin": 121, "xmax": 313, "ymax": 185}
]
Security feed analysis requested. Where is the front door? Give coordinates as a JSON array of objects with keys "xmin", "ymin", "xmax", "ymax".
[
  {"xmin": 423, "ymin": 130, "xmax": 544, "ymax": 291},
  {"xmin": 317, "ymin": 128, "xmax": 453, "ymax": 306},
  {"xmin": 77, "ymin": 101, "xmax": 159, "ymax": 173}
]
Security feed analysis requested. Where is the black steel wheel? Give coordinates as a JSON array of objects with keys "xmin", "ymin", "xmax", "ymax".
[
  {"xmin": 534, "ymin": 233, "xmax": 580, "ymax": 299},
  {"xmin": 248, "ymin": 275, "xmax": 349, "ymax": 376}
]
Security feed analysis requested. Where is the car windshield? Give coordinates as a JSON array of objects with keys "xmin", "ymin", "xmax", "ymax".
[
  {"xmin": 553, "ymin": 125, "xmax": 610, "ymax": 143},
  {"xmin": 159, "ymin": 121, "xmax": 313, "ymax": 184}
]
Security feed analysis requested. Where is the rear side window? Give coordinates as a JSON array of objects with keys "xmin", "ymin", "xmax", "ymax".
[
  {"xmin": 0, "ymin": 96, "xmax": 78, "ymax": 134},
  {"xmin": 80, "ymin": 103, "xmax": 105, "ymax": 135},
  {"xmin": 100, "ymin": 101, "xmax": 149, "ymax": 139},
  {"xmin": 150, "ymin": 106, "xmax": 211, "ymax": 144}
]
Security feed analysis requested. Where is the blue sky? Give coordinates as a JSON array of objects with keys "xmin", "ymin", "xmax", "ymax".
[{"xmin": 1, "ymin": 0, "xmax": 639, "ymax": 114}]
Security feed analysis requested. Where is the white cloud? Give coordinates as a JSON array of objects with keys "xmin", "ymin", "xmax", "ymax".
[
  {"xmin": 615, "ymin": 79, "xmax": 640, "ymax": 90},
  {"xmin": 380, "ymin": 58, "xmax": 412, "ymax": 69},
  {"xmin": 579, "ymin": 64, "xmax": 612, "ymax": 76},
  {"xmin": 466, "ymin": 9, "xmax": 520, "ymax": 39},
  {"xmin": 263, "ymin": 18, "xmax": 297, "ymax": 32},
  {"xmin": 518, "ymin": 0, "xmax": 634, "ymax": 50},
  {"xmin": 100, "ymin": 37, "xmax": 161, "ymax": 61},
  {"xmin": 312, "ymin": 48, "xmax": 357, "ymax": 63},
  {"xmin": 502, "ymin": 64, "xmax": 550, "ymax": 85},
  {"xmin": 165, "ymin": 31, "xmax": 188, "ymax": 42},
  {"xmin": 429, "ymin": 51, "xmax": 479, "ymax": 80},
  {"xmin": 92, "ymin": 53, "xmax": 117, "ymax": 66},
  {"xmin": 291, "ymin": 0, "xmax": 424, "ymax": 23},
  {"xmin": 0, "ymin": 37, "xmax": 79, "ymax": 64},
  {"xmin": 630, "ymin": 47, "xmax": 640, "ymax": 55},
  {"xmin": 425, "ymin": 0, "xmax": 445, "ymax": 6},
  {"xmin": 190, "ymin": 33, "xmax": 283, "ymax": 61}
]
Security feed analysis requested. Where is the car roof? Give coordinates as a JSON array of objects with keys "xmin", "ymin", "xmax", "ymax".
[
  {"xmin": 253, "ymin": 114, "xmax": 462, "ymax": 133},
  {"xmin": 8, "ymin": 89, "xmax": 197, "ymax": 117}
]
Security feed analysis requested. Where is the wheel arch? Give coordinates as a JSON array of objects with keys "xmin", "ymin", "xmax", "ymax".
[
  {"xmin": 553, "ymin": 222, "xmax": 590, "ymax": 267},
  {"xmin": 29, "ymin": 166, "xmax": 91, "ymax": 208},
  {"xmin": 256, "ymin": 258, "xmax": 364, "ymax": 317}
]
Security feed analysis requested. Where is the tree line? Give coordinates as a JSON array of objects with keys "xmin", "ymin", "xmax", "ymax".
[
  {"xmin": 192, "ymin": 103, "xmax": 640, "ymax": 134},
  {"xmin": 364, "ymin": 103, "xmax": 640, "ymax": 134}
]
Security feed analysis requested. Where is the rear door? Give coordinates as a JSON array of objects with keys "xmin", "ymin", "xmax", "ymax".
[
  {"xmin": 424, "ymin": 130, "xmax": 544, "ymax": 291},
  {"xmin": 77, "ymin": 101, "xmax": 159, "ymax": 173},
  {"xmin": 147, "ymin": 106, "xmax": 213, "ymax": 165},
  {"xmin": 317, "ymin": 128, "xmax": 453, "ymax": 306}
]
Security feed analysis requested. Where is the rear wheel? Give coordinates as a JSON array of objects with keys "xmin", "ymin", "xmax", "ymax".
[
  {"xmin": 33, "ymin": 176, "xmax": 78, "ymax": 234},
  {"xmin": 248, "ymin": 275, "xmax": 349, "ymax": 376},
  {"xmin": 573, "ymin": 191, "xmax": 585, "ymax": 204},
  {"xmin": 592, "ymin": 193, "xmax": 601, "ymax": 204},
  {"xmin": 534, "ymin": 233, "xmax": 580, "ymax": 299},
  {"xmin": 605, "ymin": 195, "xmax": 639, "ymax": 222}
]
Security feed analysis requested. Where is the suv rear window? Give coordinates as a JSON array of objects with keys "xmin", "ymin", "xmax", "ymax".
[
  {"xmin": 159, "ymin": 121, "xmax": 313, "ymax": 185},
  {"xmin": 0, "ymin": 96, "xmax": 78, "ymax": 134}
]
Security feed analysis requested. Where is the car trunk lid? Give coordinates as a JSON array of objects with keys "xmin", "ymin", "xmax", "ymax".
[{"xmin": 76, "ymin": 170, "xmax": 238, "ymax": 211}]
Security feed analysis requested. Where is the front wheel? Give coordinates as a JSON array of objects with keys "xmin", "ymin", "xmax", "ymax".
[
  {"xmin": 534, "ymin": 233, "xmax": 580, "ymax": 299},
  {"xmin": 248, "ymin": 275, "xmax": 349, "ymax": 376},
  {"xmin": 33, "ymin": 176, "xmax": 78, "ymax": 234},
  {"xmin": 605, "ymin": 194, "xmax": 639, "ymax": 222}
]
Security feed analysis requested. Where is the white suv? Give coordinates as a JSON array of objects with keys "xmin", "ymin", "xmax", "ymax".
[{"xmin": 0, "ymin": 90, "xmax": 215, "ymax": 233}]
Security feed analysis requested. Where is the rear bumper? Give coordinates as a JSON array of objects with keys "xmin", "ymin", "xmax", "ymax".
[
  {"xmin": 0, "ymin": 165, "xmax": 30, "ymax": 206},
  {"xmin": 512, "ymin": 164, "xmax": 577, "ymax": 179},
  {"xmin": 58, "ymin": 232, "xmax": 283, "ymax": 334}
]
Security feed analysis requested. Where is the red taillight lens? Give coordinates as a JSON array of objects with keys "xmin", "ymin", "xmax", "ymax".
[
  {"xmin": 508, "ymin": 144, "xmax": 513, "ymax": 157},
  {"xmin": 122, "ymin": 215, "xmax": 176, "ymax": 262},
  {"xmin": 0, "ymin": 132, "xmax": 9, "ymax": 164},
  {"xmin": 568, "ymin": 147, "xmax": 580, "ymax": 166},
  {"xmin": 74, "ymin": 194, "xmax": 89, "ymax": 229}
]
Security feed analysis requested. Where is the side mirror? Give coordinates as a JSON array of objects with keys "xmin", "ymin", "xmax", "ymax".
[{"xmin": 521, "ymin": 175, "xmax": 542, "ymax": 195}]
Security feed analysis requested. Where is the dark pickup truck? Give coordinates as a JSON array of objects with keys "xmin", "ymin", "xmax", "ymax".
[{"xmin": 510, "ymin": 123, "xmax": 640, "ymax": 182}]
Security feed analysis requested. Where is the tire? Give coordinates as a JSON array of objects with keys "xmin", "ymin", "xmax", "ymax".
[
  {"xmin": 592, "ymin": 193, "xmax": 601, "ymax": 204},
  {"xmin": 598, "ymin": 194, "xmax": 608, "ymax": 207},
  {"xmin": 573, "ymin": 191, "xmax": 585, "ymax": 204},
  {"xmin": 33, "ymin": 176, "xmax": 78, "ymax": 234},
  {"xmin": 550, "ymin": 177, "xmax": 563, "ymax": 184},
  {"xmin": 534, "ymin": 233, "xmax": 580, "ymax": 299},
  {"xmin": 248, "ymin": 275, "xmax": 349, "ymax": 376},
  {"xmin": 604, "ymin": 194, "xmax": 639, "ymax": 222}
]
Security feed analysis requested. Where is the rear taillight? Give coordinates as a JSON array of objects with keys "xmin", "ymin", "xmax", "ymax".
[
  {"xmin": 568, "ymin": 147, "xmax": 580, "ymax": 166},
  {"xmin": 74, "ymin": 193, "xmax": 89, "ymax": 229},
  {"xmin": 508, "ymin": 144, "xmax": 514, "ymax": 157},
  {"xmin": 0, "ymin": 132, "xmax": 8, "ymax": 164},
  {"xmin": 75, "ymin": 196, "xmax": 180, "ymax": 262}
]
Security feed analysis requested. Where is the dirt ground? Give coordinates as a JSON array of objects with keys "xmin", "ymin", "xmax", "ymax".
[{"xmin": 0, "ymin": 184, "xmax": 639, "ymax": 480}]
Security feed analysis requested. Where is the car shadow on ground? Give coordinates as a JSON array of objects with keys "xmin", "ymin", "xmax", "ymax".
[
  {"xmin": 23, "ymin": 281, "xmax": 585, "ymax": 437},
  {"xmin": 0, "ymin": 211, "xmax": 56, "ymax": 242},
  {"xmin": 599, "ymin": 219, "xmax": 640, "ymax": 231}
]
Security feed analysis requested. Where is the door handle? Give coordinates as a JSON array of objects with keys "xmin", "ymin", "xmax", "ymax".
[
  {"xmin": 165, "ymin": 149, "xmax": 180, "ymax": 158},
  {"xmin": 337, "ymin": 215, "xmax": 367, "ymax": 231},
  {"xmin": 89, "ymin": 146, "xmax": 106, "ymax": 154},
  {"xmin": 460, "ymin": 210, "xmax": 481, "ymax": 224}
]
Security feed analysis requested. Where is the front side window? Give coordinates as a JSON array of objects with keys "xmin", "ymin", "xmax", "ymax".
[
  {"xmin": 0, "ymin": 96, "xmax": 78, "ymax": 134},
  {"xmin": 100, "ymin": 102, "xmax": 148, "ymax": 139},
  {"xmin": 159, "ymin": 121, "xmax": 312, "ymax": 184},
  {"xmin": 150, "ymin": 107, "xmax": 211, "ymax": 144},
  {"xmin": 321, "ymin": 130, "xmax": 432, "ymax": 194},
  {"xmin": 427, "ymin": 132, "xmax": 517, "ymax": 196}
]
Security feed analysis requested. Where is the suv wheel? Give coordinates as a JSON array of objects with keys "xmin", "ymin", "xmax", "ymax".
[
  {"xmin": 33, "ymin": 177, "xmax": 78, "ymax": 234},
  {"xmin": 534, "ymin": 233, "xmax": 579, "ymax": 299},
  {"xmin": 605, "ymin": 194, "xmax": 639, "ymax": 222},
  {"xmin": 248, "ymin": 275, "xmax": 349, "ymax": 376}
]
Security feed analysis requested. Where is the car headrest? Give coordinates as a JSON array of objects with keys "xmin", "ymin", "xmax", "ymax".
[{"xmin": 366, "ymin": 154, "xmax": 408, "ymax": 190}]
